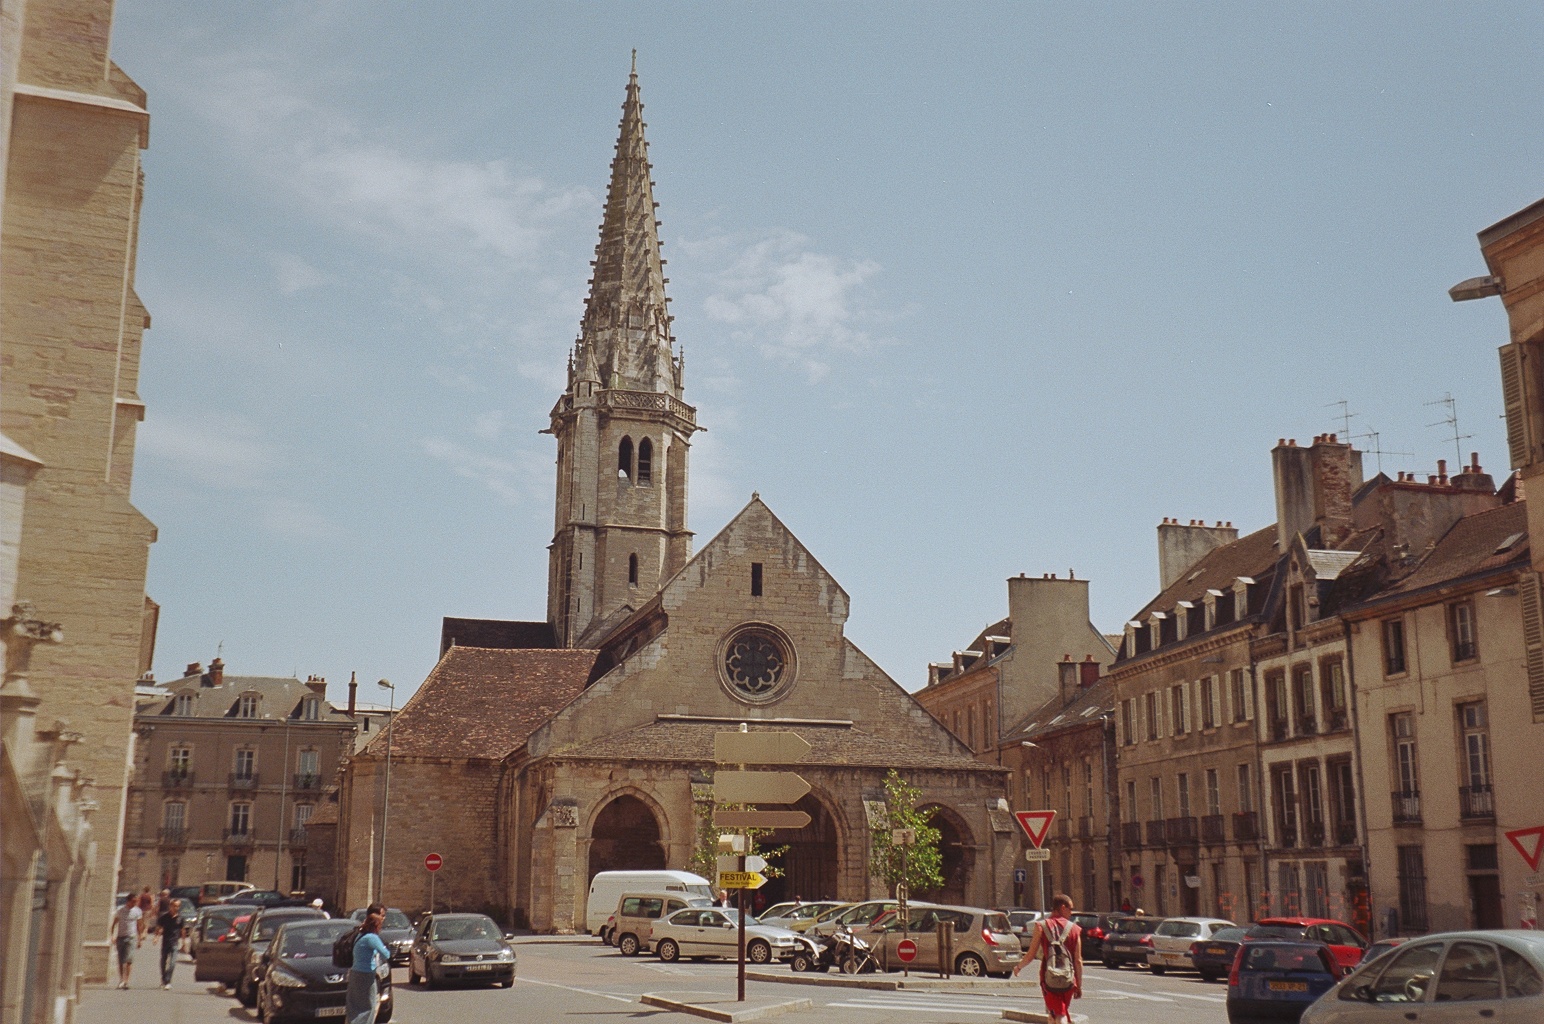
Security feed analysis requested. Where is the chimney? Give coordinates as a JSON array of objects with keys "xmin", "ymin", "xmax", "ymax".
[
  {"xmin": 1058, "ymin": 656, "xmax": 1078, "ymax": 703},
  {"xmin": 1451, "ymin": 452, "xmax": 1496, "ymax": 493},
  {"xmin": 347, "ymin": 671, "xmax": 358, "ymax": 718},
  {"xmin": 209, "ymin": 658, "xmax": 224, "ymax": 687},
  {"xmin": 1274, "ymin": 434, "xmax": 1363, "ymax": 551},
  {"xmin": 185, "ymin": 661, "xmax": 202, "ymax": 679},
  {"xmin": 1157, "ymin": 519, "xmax": 1238, "ymax": 589},
  {"xmin": 1079, "ymin": 655, "xmax": 1100, "ymax": 688},
  {"xmin": 305, "ymin": 674, "xmax": 326, "ymax": 696}
]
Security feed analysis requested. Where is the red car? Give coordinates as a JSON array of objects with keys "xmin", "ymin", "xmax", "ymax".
[{"xmin": 1243, "ymin": 917, "xmax": 1368, "ymax": 974}]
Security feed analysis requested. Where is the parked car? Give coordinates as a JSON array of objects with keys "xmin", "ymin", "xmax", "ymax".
[
  {"xmin": 1227, "ymin": 940, "xmax": 1341, "ymax": 1023},
  {"xmin": 1246, "ymin": 918, "xmax": 1368, "ymax": 975},
  {"xmin": 1148, "ymin": 917, "xmax": 1236, "ymax": 974},
  {"xmin": 1102, "ymin": 916, "xmax": 1163, "ymax": 968},
  {"xmin": 1190, "ymin": 925, "xmax": 1248, "ymax": 982},
  {"xmin": 584, "ymin": 869, "xmax": 713, "ymax": 936},
  {"xmin": 1355, "ymin": 937, "xmax": 1405, "ymax": 965},
  {"xmin": 220, "ymin": 889, "xmax": 308, "ymax": 909},
  {"xmin": 646, "ymin": 907, "xmax": 800, "ymax": 965},
  {"xmin": 872, "ymin": 904, "xmax": 1022, "ymax": 977},
  {"xmin": 256, "ymin": 918, "xmax": 393, "ymax": 1024},
  {"xmin": 235, "ymin": 906, "xmax": 330, "ymax": 1007},
  {"xmin": 407, "ymin": 912, "xmax": 516, "ymax": 988},
  {"xmin": 804, "ymin": 900, "xmax": 903, "ymax": 940},
  {"xmin": 350, "ymin": 907, "xmax": 414, "ymax": 965},
  {"xmin": 609, "ymin": 891, "xmax": 714, "ymax": 954},
  {"xmin": 1070, "ymin": 911, "xmax": 1128, "ymax": 959},
  {"xmin": 193, "ymin": 908, "xmax": 257, "ymax": 982},
  {"xmin": 999, "ymin": 909, "xmax": 1045, "ymax": 949},
  {"xmin": 1300, "ymin": 930, "xmax": 1544, "ymax": 1024},
  {"xmin": 198, "ymin": 881, "xmax": 257, "ymax": 906},
  {"xmin": 760, "ymin": 901, "xmax": 843, "ymax": 932}
]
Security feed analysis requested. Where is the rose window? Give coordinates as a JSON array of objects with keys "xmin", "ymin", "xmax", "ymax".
[{"xmin": 718, "ymin": 624, "xmax": 796, "ymax": 704}]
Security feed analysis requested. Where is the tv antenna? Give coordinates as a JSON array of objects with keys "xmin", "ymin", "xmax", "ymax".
[
  {"xmin": 1424, "ymin": 393, "xmax": 1474, "ymax": 464},
  {"xmin": 1347, "ymin": 427, "xmax": 1412, "ymax": 475},
  {"xmin": 1325, "ymin": 399, "xmax": 1358, "ymax": 439}
]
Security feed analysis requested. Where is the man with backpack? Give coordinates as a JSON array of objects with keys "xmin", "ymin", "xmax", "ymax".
[{"xmin": 1012, "ymin": 893, "xmax": 1083, "ymax": 1024}]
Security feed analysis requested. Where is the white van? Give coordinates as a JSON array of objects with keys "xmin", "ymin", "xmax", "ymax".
[{"xmin": 585, "ymin": 870, "xmax": 714, "ymax": 935}]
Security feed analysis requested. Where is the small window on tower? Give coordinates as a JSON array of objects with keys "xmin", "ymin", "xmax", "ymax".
[
  {"xmin": 618, "ymin": 437, "xmax": 633, "ymax": 480},
  {"xmin": 751, "ymin": 563, "xmax": 763, "ymax": 597},
  {"xmin": 637, "ymin": 438, "xmax": 653, "ymax": 485},
  {"xmin": 628, "ymin": 554, "xmax": 639, "ymax": 586}
]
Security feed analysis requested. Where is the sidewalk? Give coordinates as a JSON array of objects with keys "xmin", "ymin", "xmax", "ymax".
[{"xmin": 79, "ymin": 953, "xmax": 234, "ymax": 1024}]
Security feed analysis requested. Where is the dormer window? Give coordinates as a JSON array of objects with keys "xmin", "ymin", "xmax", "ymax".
[
  {"xmin": 1176, "ymin": 601, "xmax": 1194, "ymax": 641},
  {"xmin": 1233, "ymin": 577, "xmax": 1254, "ymax": 621},
  {"xmin": 302, "ymin": 697, "xmax": 321, "ymax": 722},
  {"xmin": 1147, "ymin": 612, "xmax": 1166, "ymax": 650},
  {"xmin": 236, "ymin": 694, "xmax": 259, "ymax": 719},
  {"xmin": 172, "ymin": 692, "xmax": 195, "ymax": 716},
  {"xmin": 1204, "ymin": 589, "xmax": 1222, "ymax": 630}
]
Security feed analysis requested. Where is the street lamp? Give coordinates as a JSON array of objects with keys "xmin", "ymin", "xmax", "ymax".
[{"xmin": 376, "ymin": 679, "xmax": 395, "ymax": 903}]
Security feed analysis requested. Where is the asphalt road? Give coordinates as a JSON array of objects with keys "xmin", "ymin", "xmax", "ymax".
[{"xmin": 79, "ymin": 938, "xmax": 1235, "ymax": 1024}]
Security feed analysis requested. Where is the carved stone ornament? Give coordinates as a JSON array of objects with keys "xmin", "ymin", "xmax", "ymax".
[
  {"xmin": 548, "ymin": 802, "xmax": 578, "ymax": 828},
  {"xmin": 716, "ymin": 622, "xmax": 797, "ymax": 706}
]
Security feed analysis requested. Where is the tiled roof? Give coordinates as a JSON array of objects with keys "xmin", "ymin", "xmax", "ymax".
[
  {"xmin": 548, "ymin": 718, "xmax": 1003, "ymax": 773},
  {"xmin": 1129, "ymin": 523, "xmax": 1281, "ymax": 623},
  {"xmin": 1375, "ymin": 501, "xmax": 1529, "ymax": 599},
  {"xmin": 1004, "ymin": 678, "xmax": 1115, "ymax": 742},
  {"xmin": 361, "ymin": 647, "xmax": 597, "ymax": 761},
  {"xmin": 144, "ymin": 674, "xmax": 352, "ymax": 723}
]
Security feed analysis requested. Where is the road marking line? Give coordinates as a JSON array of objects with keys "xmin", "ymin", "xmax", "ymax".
[
  {"xmin": 825, "ymin": 1001, "xmax": 1002, "ymax": 1015},
  {"xmin": 513, "ymin": 976, "xmax": 635, "ymax": 1004},
  {"xmin": 1171, "ymin": 992, "xmax": 1227, "ymax": 1002},
  {"xmin": 838, "ymin": 998, "xmax": 1019, "ymax": 1009}
]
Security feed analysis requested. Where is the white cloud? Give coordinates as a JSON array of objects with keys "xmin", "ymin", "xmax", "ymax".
[
  {"xmin": 138, "ymin": 412, "xmax": 275, "ymax": 491},
  {"xmin": 681, "ymin": 230, "xmax": 889, "ymax": 381},
  {"xmin": 421, "ymin": 437, "xmax": 549, "ymax": 506},
  {"xmin": 269, "ymin": 252, "xmax": 332, "ymax": 295}
]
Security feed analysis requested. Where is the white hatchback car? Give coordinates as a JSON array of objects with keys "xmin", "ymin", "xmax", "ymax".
[
  {"xmin": 1147, "ymin": 916, "xmax": 1235, "ymax": 974},
  {"xmin": 1300, "ymin": 930, "xmax": 1544, "ymax": 1024}
]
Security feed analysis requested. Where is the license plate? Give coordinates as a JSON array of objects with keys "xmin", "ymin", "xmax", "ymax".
[
  {"xmin": 1268, "ymin": 980, "xmax": 1308, "ymax": 992},
  {"xmin": 316, "ymin": 1009, "xmax": 346, "ymax": 1018},
  {"xmin": 466, "ymin": 964, "xmax": 492, "ymax": 971},
  {"xmin": 1207, "ymin": 947, "xmax": 1226, "ymax": 955}
]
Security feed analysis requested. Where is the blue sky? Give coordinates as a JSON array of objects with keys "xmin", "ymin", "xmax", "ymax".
[{"xmin": 113, "ymin": 2, "xmax": 1540, "ymax": 706}]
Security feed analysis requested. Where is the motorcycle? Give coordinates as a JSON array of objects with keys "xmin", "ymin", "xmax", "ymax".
[
  {"xmin": 788, "ymin": 934, "xmax": 830, "ymax": 973},
  {"xmin": 831, "ymin": 925, "xmax": 878, "ymax": 974}
]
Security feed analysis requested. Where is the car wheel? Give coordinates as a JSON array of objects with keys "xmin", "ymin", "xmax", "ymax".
[
  {"xmin": 375, "ymin": 999, "xmax": 393, "ymax": 1024},
  {"xmin": 1150, "ymin": 965, "xmax": 1166, "ymax": 976},
  {"xmin": 790, "ymin": 951, "xmax": 814, "ymax": 973},
  {"xmin": 425, "ymin": 967, "xmax": 439, "ymax": 991},
  {"xmin": 238, "ymin": 975, "xmax": 257, "ymax": 1008},
  {"xmin": 955, "ymin": 952, "xmax": 986, "ymax": 977},
  {"xmin": 657, "ymin": 940, "xmax": 679, "ymax": 963},
  {"xmin": 408, "ymin": 963, "xmax": 420, "ymax": 986},
  {"xmin": 618, "ymin": 933, "xmax": 640, "ymax": 957},
  {"xmin": 747, "ymin": 940, "xmax": 772, "ymax": 965},
  {"xmin": 1103, "ymin": 958, "xmax": 1119, "ymax": 969},
  {"xmin": 600, "ymin": 928, "xmax": 613, "ymax": 946}
]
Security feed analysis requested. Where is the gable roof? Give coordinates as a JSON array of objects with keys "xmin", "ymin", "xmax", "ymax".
[
  {"xmin": 361, "ymin": 647, "xmax": 597, "ymax": 761},
  {"xmin": 1129, "ymin": 523, "xmax": 1281, "ymax": 624},
  {"xmin": 143, "ymin": 674, "xmax": 351, "ymax": 723},
  {"xmin": 1004, "ymin": 678, "xmax": 1116, "ymax": 743},
  {"xmin": 1369, "ymin": 501, "xmax": 1528, "ymax": 601}
]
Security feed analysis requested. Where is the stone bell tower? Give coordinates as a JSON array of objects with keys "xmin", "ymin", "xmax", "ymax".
[{"xmin": 547, "ymin": 57, "xmax": 697, "ymax": 647}]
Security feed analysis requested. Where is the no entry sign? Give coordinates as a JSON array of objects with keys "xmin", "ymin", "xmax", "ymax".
[
  {"xmin": 425, "ymin": 852, "xmax": 443, "ymax": 872},
  {"xmin": 896, "ymin": 938, "xmax": 918, "ymax": 963}
]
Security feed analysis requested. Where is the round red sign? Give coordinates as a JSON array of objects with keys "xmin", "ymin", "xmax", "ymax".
[
  {"xmin": 425, "ymin": 853, "xmax": 443, "ymax": 872},
  {"xmin": 896, "ymin": 938, "xmax": 918, "ymax": 963}
]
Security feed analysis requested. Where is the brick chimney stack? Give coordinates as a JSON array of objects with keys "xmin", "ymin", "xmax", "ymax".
[
  {"xmin": 347, "ymin": 671, "xmax": 357, "ymax": 717},
  {"xmin": 209, "ymin": 657, "xmax": 224, "ymax": 687},
  {"xmin": 1079, "ymin": 655, "xmax": 1100, "ymax": 688},
  {"xmin": 1157, "ymin": 518, "xmax": 1238, "ymax": 589},
  {"xmin": 305, "ymin": 674, "xmax": 327, "ymax": 696},
  {"xmin": 1273, "ymin": 434, "xmax": 1364, "ymax": 551}
]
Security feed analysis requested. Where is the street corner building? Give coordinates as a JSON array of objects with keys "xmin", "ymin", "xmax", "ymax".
[{"xmin": 334, "ymin": 65, "xmax": 1011, "ymax": 930}]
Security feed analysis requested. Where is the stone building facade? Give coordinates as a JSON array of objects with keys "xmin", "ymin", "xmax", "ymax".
[
  {"xmin": 121, "ymin": 662, "xmax": 356, "ymax": 896},
  {"xmin": 336, "ymin": 67, "xmax": 1013, "ymax": 929},
  {"xmin": 0, "ymin": 0, "xmax": 158, "ymax": 1011}
]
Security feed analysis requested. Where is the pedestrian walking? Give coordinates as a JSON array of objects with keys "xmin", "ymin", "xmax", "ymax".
[
  {"xmin": 1012, "ymin": 892, "xmax": 1082, "ymax": 1024},
  {"xmin": 136, "ymin": 886, "xmax": 154, "ymax": 939},
  {"xmin": 154, "ymin": 891, "xmax": 179, "ymax": 989},
  {"xmin": 345, "ymin": 910, "xmax": 390, "ymax": 1024},
  {"xmin": 110, "ymin": 898, "xmax": 143, "ymax": 989}
]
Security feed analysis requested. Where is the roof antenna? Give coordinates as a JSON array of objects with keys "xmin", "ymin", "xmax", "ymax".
[
  {"xmin": 1424, "ymin": 392, "xmax": 1473, "ymax": 464},
  {"xmin": 1325, "ymin": 399, "xmax": 1357, "ymax": 439},
  {"xmin": 1347, "ymin": 427, "xmax": 1411, "ymax": 476}
]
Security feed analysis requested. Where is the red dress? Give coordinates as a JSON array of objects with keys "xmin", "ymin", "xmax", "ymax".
[{"xmin": 1037, "ymin": 918, "xmax": 1081, "ymax": 1018}]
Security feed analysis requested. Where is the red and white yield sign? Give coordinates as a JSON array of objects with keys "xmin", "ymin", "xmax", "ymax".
[
  {"xmin": 896, "ymin": 938, "xmax": 918, "ymax": 963},
  {"xmin": 1015, "ymin": 810, "xmax": 1056, "ymax": 849},
  {"xmin": 424, "ymin": 853, "xmax": 443, "ymax": 872},
  {"xmin": 1506, "ymin": 826, "xmax": 1544, "ymax": 872}
]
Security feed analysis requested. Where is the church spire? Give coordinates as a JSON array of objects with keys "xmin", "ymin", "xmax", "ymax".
[{"xmin": 579, "ymin": 56, "xmax": 677, "ymax": 396}]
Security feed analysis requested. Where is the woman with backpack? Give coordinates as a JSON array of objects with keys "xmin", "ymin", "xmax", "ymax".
[
  {"xmin": 1012, "ymin": 893, "xmax": 1083, "ymax": 1024},
  {"xmin": 345, "ymin": 910, "xmax": 391, "ymax": 1024}
]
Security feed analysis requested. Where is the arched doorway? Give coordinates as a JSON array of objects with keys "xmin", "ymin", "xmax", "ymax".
[
  {"xmin": 916, "ymin": 806, "xmax": 973, "ymax": 905},
  {"xmin": 587, "ymin": 794, "xmax": 666, "ymax": 882},
  {"xmin": 755, "ymin": 794, "xmax": 838, "ymax": 908}
]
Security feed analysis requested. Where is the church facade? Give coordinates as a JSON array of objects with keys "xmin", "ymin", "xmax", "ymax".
[{"xmin": 335, "ymin": 65, "xmax": 1012, "ymax": 931}]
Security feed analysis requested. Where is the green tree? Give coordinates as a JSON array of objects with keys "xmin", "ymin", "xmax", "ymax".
[
  {"xmin": 870, "ymin": 769, "xmax": 943, "ymax": 897},
  {"xmin": 690, "ymin": 776, "xmax": 788, "ymax": 892}
]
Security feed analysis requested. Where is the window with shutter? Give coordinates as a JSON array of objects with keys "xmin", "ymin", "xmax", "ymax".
[{"xmin": 1523, "ymin": 573, "xmax": 1544, "ymax": 722}]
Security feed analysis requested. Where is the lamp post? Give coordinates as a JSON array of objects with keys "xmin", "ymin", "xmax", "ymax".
[{"xmin": 376, "ymin": 680, "xmax": 395, "ymax": 902}]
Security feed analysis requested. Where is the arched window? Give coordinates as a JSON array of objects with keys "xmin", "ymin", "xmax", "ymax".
[
  {"xmin": 618, "ymin": 437, "xmax": 633, "ymax": 480},
  {"xmin": 628, "ymin": 553, "xmax": 639, "ymax": 585},
  {"xmin": 637, "ymin": 438, "xmax": 653, "ymax": 485}
]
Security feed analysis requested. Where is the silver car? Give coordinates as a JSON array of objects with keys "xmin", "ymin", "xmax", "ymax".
[
  {"xmin": 1146, "ymin": 916, "xmax": 1234, "ymax": 974},
  {"xmin": 646, "ymin": 907, "xmax": 800, "ymax": 965},
  {"xmin": 1300, "ymin": 929, "xmax": 1544, "ymax": 1024}
]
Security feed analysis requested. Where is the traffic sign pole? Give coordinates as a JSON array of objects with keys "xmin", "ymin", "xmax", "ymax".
[
  {"xmin": 737, "ymin": 849, "xmax": 746, "ymax": 1002},
  {"xmin": 424, "ymin": 852, "xmax": 443, "ymax": 914}
]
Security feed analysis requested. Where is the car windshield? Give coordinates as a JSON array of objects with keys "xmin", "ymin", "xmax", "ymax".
[
  {"xmin": 1243, "ymin": 944, "xmax": 1332, "ymax": 974},
  {"xmin": 684, "ymin": 884, "xmax": 714, "ymax": 898},
  {"xmin": 255, "ymin": 914, "xmax": 313, "ymax": 941},
  {"xmin": 1249, "ymin": 924, "xmax": 1307, "ymax": 941},
  {"xmin": 1118, "ymin": 919, "xmax": 1162, "ymax": 934},
  {"xmin": 1157, "ymin": 920, "xmax": 1201, "ymax": 937},
  {"xmin": 353, "ymin": 909, "xmax": 412, "ymax": 929},
  {"xmin": 1210, "ymin": 928, "xmax": 1247, "ymax": 942},
  {"xmin": 278, "ymin": 924, "xmax": 352, "ymax": 959},
  {"xmin": 431, "ymin": 917, "xmax": 500, "ymax": 942},
  {"xmin": 983, "ymin": 913, "xmax": 1012, "ymax": 934}
]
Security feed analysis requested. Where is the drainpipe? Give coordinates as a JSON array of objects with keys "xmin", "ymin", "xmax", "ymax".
[
  {"xmin": 1343, "ymin": 619, "xmax": 1375, "ymax": 937},
  {"xmin": 1251, "ymin": 656, "xmax": 1270, "ymax": 922},
  {"xmin": 1101, "ymin": 712, "xmax": 1117, "ymax": 911}
]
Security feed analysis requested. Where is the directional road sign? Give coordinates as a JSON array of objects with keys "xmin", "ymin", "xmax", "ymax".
[
  {"xmin": 713, "ymin": 770, "xmax": 811, "ymax": 805},
  {"xmin": 715, "ymin": 730, "xmax": 811, "ymax": 765},
  {"xmin": 1025, "ymin": 849, "xmax": 1051, "ymax": 862},
  {"xmin": 716, "ymin": 855, "xmax": 767, "ymax": 877},
  {"xmin": 1015, "ymin": 810, "xmax": 1056, "ymax": 848},
  {"xmin": 714, "ymin": 809, "xmax": 812, "ymax": 829},
  {"xmin": 1506, "ymin": 825, "xmax": 1544, "ymax": 871},
  {"xmin": 718, "ymin": 871, "xmax": 767, "ymax": 890}
]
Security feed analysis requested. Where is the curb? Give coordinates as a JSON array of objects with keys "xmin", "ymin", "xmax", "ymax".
[
  {"xmin": 1002, "ymin": 1012, "xmax": 1050, "ymax": 1023},
  {"xmin": 639, "ymin": 992, "xmax": 814, "ymax": 1022},
  {"xmin": 744, "ymin": 969, "xmax": 1032, "ymax": 993}
]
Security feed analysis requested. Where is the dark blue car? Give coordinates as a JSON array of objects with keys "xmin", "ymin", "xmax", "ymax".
[
  {"xmin": 1226, "ymin": 940, "xmax": 1339, "ymax": 1023},
  {"xmin": 1191, "ymin": 926, "xmax": 1248, "ymax": 982}
]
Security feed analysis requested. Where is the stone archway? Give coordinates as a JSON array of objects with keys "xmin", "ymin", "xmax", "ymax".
[
  {"xmin": 586, "ymin": 794, "xmax": 666, "ymax": 882},
  {"xmin": 917, "ymin": 805, "xmax": 974, "ymax": 905},
  {"xmin": 756, "ymin": 793, "xmax": 839, "ymax": 908}
]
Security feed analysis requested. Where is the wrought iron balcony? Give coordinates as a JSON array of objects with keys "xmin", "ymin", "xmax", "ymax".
[
  {"xmin": 1233, "ymin": 811, "xmax": 1260, "ymax": 842},
  {"xmin": 1166, "ymin": 816, "xmax": 1199, "ymax": 846},
  {"xmin": 228, "ymin": 772, "xmax": 260, "ymax": 790},
  {"xmin": 1459, "ymin": 784, "xmax": 1494, "ymax": 820},
  {"xmin": 1120, "ymin": 822, "xmax": 1143, "ymax": 849},
  {"xmin": 1333, "ymin": 819, "xmax": 1358, "ymax": 846},
  {"xmin": 288, "ymin": 828, "xmax": 309, "ymax": 848},
  {"xmin": 1391, "ymin": 790, "xmax": 1422, "ymax": 824},
  {"xmin": 222, "ymin": 829, "xmax": 254, "ymax": 847},
  {"xmin": 1201, "ymin": 814, "xmax": 1226, "ymax": 844},
  {"xmin": 1295, "ymin": 716, "xmax": 1318, "ymax": 738},
  {"xmin": 1268, "ymin": 719, "xmax": 1291, "ymax": 742},
  {"xmin": 1327, "ymin": 711, "xmax": 1349, "ymax": 732},
  {"xmin": 1145, "ymin": 820, "xmax": 1166, "ymax": 846},
  {"xmin": 1303, "ymin": 821, "xmax": 1326, "ymax": 848},
  {"xmin": 293, "ymin": 773, "xmax": 323, "ymax": 792},
  {"xmin": 158, "ymin": 826, "xmax": 187, "ymax": 846},
  {"xmin": 1275, "ymin": 818, "xmax": 1298, "ymax": 849},
  {"xmin": 162, "ymin": 769, "xmax": 195, "ymax": 789}
]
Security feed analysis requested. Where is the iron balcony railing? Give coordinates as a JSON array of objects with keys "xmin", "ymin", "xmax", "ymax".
[
  {"xmin": 162, "ymin": 769, "xmax": 195, "ymax": 789},
  {"xmin": 293, "ymin": 773, "xmax": 323, "ymax": 791},
  {"xmin": 1392, "ymin": 790, "xmax": 1422, "ymax": 824},
  {"xmin": 1333, "ymin": 819, "xmax": 1358, "ymax": 846},
  {"xmin": 1303, "ymin": 821, "xmax": 1326, "ymax": 847},
  {"xmin": 158, "ymin": 827, "xmax": 187, "ymax": 846},
  {"xmin": 1327, "ymin": 710, "xmax": 1350, "ymax": 732},
  {"xmin": 1459, "ymin": 784, "xmax": 1494, "ymax": 820},
  {"xmin": 1295, "ymin": 716, "xmax": 1318, "ymax": 738},
  {"xmin": 228, "ymin": 772, "xmax": 260, "ymax": 790},
  {"xmin": 1276, "ymin": 818, "xmax": 1298, "ymax": 849},
  {"xmin": 1166, "ymin": 816, "xmax": 1199, "ymax": 846},
  {"xmin": 1201, "ymin": 814, "xmax": 1226, "ymax": 844},
  {"xmin": 222, "ymin": 829, "xmax": 254, "ymax": 847},
  {"xmin": 1145, "ymin": 820, "xmax": 1166, "ymax": 846},
  {"xmin": 1120, "ymin": 822, "xmax": 1143, "ymax": 849},
  {"xmin": 288, "ymin": 828, "xmax": 309, "ymax": 848},
  {"xmin": 1056, "ymin": 818, "xmax": 1070, "ymax": 842},
  {"xmin": 1233, "ymin": 811, "xmax": 1260, "ymax": 842},
  {"xmin": 1269, "ymin": 719, "xmax": 1291, "ymax": 742}
]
